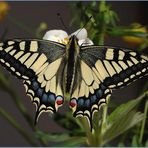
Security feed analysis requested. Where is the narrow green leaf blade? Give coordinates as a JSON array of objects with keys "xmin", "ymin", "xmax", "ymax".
[
  {"xmin": 108, "ymin": 93, "xmax": 145, "ymax": 124},
  {"xmin": 103, "ymin": 111, "xmax": 144, "ymax": 145}
]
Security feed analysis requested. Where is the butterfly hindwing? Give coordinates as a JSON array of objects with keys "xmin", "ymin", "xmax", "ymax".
[
  {"xmin": 69, "ymin": 58, "xmax": 112, "ymax": 129},
  {"xmin": 0, "ymin": 39, "xmax": 66, "ymax": 122}
]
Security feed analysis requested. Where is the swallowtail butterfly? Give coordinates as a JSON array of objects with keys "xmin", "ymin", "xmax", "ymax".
[{"xmin": 0, "ymin": 35, "xmax": 147, "ymax": 129}]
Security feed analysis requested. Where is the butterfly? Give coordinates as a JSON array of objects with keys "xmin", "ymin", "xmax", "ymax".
[{"xmin": 0, "ymin": 29, "xmax": 147, "ymax": 130}]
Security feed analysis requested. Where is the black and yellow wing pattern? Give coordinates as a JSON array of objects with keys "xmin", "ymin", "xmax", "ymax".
[
  {"xmin": 0, "ymin": 39, "xmax": 66, "ymax": 123},
  {"xmin": 0, "ymin": 37, "xmax": 147, "ymax": 129},
  {"xmin": 70, "ymin": 46, "xmax": 148, "ymax": 128}
]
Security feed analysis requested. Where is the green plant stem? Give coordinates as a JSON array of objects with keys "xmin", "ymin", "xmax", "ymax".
[
  {"xmin": 0, "ymin": 107, "xmax": 37, "ymax": 146},
  {"xmin": 98, "ymin": 1, "xmax": 106, "ymax": 45},
  {"xmin": 101, "ymin": 104, "xmax": 108, "ymax": 133},
  {"xmin": 139, "ymin": 98, "xmax": 148, "ymax": 144},
  {"xmin": 98, "ymin": 25, "xmax": 106, "ymax": 45},
  {"xmin": 78, "ymin": 117, "xmax": 94, "ymax": 146}
]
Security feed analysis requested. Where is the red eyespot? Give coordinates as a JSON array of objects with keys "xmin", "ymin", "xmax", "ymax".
[
  {"xmin": 56, "ymin": 96, "xmax": 63, "ymax": 105},
  {"xmin": 69, "ymin": 98, "xmax": 77, "ymax": 108}
]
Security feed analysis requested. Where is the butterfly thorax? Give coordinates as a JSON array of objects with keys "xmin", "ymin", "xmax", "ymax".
[{"xmin": 65, "ymin": 35, "xmax": 80, "ymax": 93}]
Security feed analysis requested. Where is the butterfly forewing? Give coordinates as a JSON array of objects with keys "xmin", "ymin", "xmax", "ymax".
[
  {"xmin": 80, "ymin": 46, "xmax": 148, "ymax": 89},
  {"xmin": 0, "ymin": 39, "xmax": 66, "ymax": 122}
]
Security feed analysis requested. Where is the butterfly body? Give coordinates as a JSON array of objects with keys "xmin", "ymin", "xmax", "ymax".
[
  {"xmin": 0, "ymin": 35, "xmax": 147, "ymax": 129},
  {"xmin": 65, "ymin": 35, "xmax": 79, "ymax": 93}
]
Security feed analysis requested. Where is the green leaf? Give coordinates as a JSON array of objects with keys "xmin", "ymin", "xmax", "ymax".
[
  {"xmin": 118, "ymin": 142, "xmax": 125, "ymax": 147},
  {"xmin": 132, "ymin": 135, "xmax": 139, "ymax": 147},
  {"xmin": 36, "ymin": 131, "xmax": 85, "ymax": 147},
  {"xmin": 102, "ymin": 93, "xmax": 147, "ymax": 145},
  {"xmin": 145, "ymin": 140, "xmax": 148, "ymax": 147},
  {"xmin": 138, "ymin": 40, "xmax": 148, "ymax": 52},
  {"xmin": 103, "ymin": 111, "xmax": 144, "ymax": 145},
  {"xmin": 108, "ymin": 27, "xmax": 148, "ymax": 37},
  {"xmin": 108, "ymin": 93, "xmax": 145, "ymax": 124},
  {"xmin": 36, "ymin": 131, "xmax": 70, "ymax": 143}
]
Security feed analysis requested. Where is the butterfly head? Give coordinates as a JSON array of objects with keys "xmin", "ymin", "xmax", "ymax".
[
  {"xmin": 69, "ymin": 35, "xmax": 79, "ymax": 43},
  {"xmin": 66, "ymin": 35, "xmax": 80, "ymax": 54}
]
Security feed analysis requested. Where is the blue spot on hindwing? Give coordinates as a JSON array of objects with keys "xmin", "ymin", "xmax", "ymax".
[
  {"xmin": 78, "ymin": 98, "xmax": 84, "ymax": 107},
  {"xmin": 37, "ymin": 88, "xmax": 43, "ymax": 97},
  {"xmin": 84, "ymin": 99, "xmax": 90, "ymax": 108},
  {"xmin": 100, "ymin": 84, "xmax": 106, "ymax": 90},
  {"xmin": 96, "ymin": 89, "xmax": 103, "ymax": 98},
  {"xmin": 42, "ymin": 93, "xmax": 48, "ymax": 103},
  {"xmin": 32, "ymin": 81, "xmax": 39, "ymax": 90},
  {"xmin": 91, "ymin": 95, "xmax": 97, "ymax": 104},
  {"xmin": 48, "ymin": 94, "xmax": 55, "ymax": 105}
]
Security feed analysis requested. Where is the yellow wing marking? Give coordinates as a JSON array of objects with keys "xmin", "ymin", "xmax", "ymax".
[
  {"xmin": 44, "ymin": 58, "xmax": 62, "ymax": 80},
  {"xmin": 81, "ymin": 60, "xmax": 94, "ymax": 86},
  {"xmin": 31, "ymin": 53, "xmax": 47, "ymax": 72}
]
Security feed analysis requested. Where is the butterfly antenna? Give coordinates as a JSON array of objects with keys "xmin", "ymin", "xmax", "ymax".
[
  {"xmin": 76, "ymin": 16, "xmax": 92, "ymax": 37},
  {"xmin": 57, "ymin": 13, "xmax": 70, "ymax": 34}
]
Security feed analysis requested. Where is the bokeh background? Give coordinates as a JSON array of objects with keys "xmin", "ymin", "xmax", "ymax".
[{"xmin": 0, "ymin": 1, "xmax": 147, "ymax": 146}]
